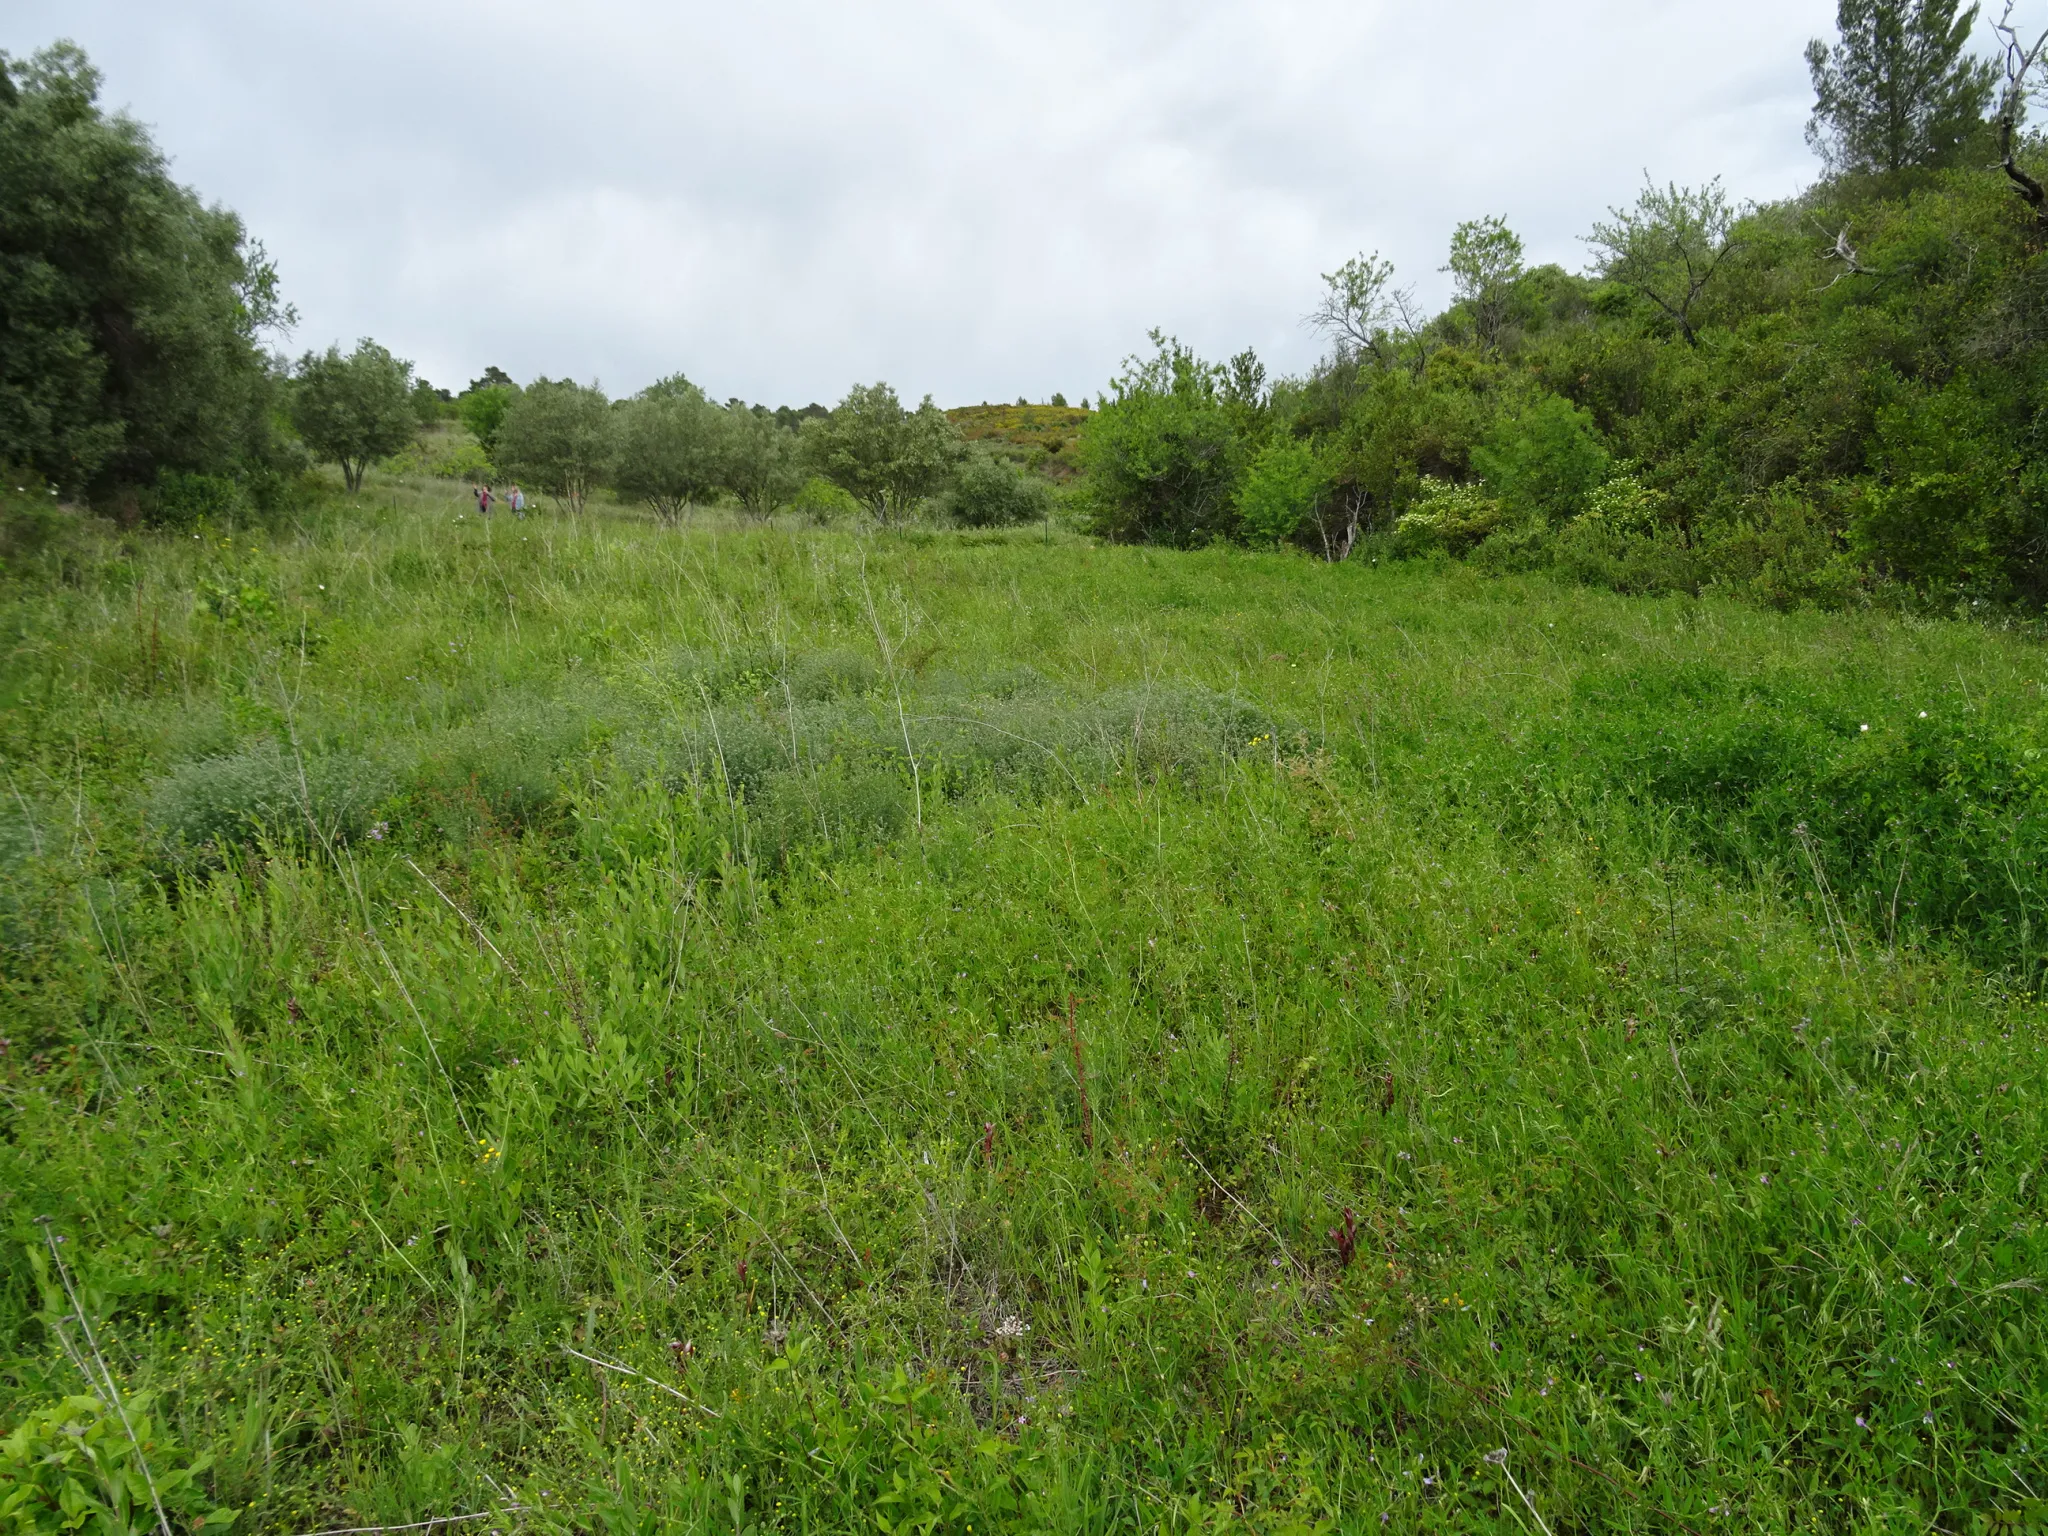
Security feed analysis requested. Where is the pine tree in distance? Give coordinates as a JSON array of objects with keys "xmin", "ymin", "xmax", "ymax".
[{"xmin": 1806, "ymin": 0, "xmax": 1998, "ymax": 175}]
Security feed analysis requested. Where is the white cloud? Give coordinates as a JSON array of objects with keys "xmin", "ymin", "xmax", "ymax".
[{"xmin": 7, "ymin": 0, "xmax": 1847, "ymax": 403}]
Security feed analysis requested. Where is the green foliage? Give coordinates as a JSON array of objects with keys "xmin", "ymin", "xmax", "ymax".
[
  {"xmin": 289, "ymin": 340, "xmax": 416, "ymax": 494},
  {"xmin": 1234, "ymin": 437, "xmax": 1326, "ymax": 545},
  {"xmin": 1471, "ymin": 393, "xmax": 1613, "ymax": 525},
  {"xmin": 454, "ymin": 384, "xmax": 517, "ymax": 458},
  {"xmin": 408, "ymin": 379, "xmax": 453, "ymax": 426},
  {"xmin": 802, "ymin": 383, "xmax": 962, "ymax": 522},
  {"xmin": 1392, "ymin": 476, "xmax": 1505, "ymax": 554},
  {"xmin": 146, "ymin": 742, "xmax": 392, "ymax": 853},
  {"xmin": 721, "ymin": 408, "xmax": 805, "ymax": 518},
  {"xmin": 496, "ymin": 379, "xmax": 614, "ymax": 515},
  {"xmin": 0, "ymin": 1393, "xmax": 236, "ymax": 1536},
  {"xmin": 0, "ymin": 43, "xmax": 289, "ymax": 497},
  {"xmin": 148, "ymin": 471, "xmax": 247, "ymax": 531},
  {"xmin": 1445, "ymin": 216, "xmax": 1525, "ymax": 350},
  {"xmin": 1805, "ymin": 0, "xmax": 1997, "ymax": 176},
  {"xmin": 1587, "ymin": 179, "xmax": 1742, "ymax": 346},
  {"xmin": 1077, "ymin": 333, "xmax": 1243, "ymax": 546},
  {"xmin": 789, "ymin": 474, "xmax": 861, "ymax": 522},
  {"xmin": 939, "ymin": 445, "xmax": 1054, "ymax": 528},
  {"xmin": 1852, "ymin": 375, "xmax": 2041, "ymax": 597},
  {"xmin": 611, "ymin": 385, "xmax": 725, "ymax": 521},
  {"xmin": 2, "ymin": 492, "xmax": 2045, "ymax": 1529},
  {"xmin": 1553, "ymin": 656, "xmax": 2048, "ymax": 972}
]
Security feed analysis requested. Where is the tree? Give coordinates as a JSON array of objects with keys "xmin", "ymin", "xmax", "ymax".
[
  {"xmin": 1444, "ymin": 218, "xmax": 1526, "ymax": 351},
  {"xmin": 289, "ymin": 340, "xmax": 415, "ymax": 493},
  {"xmin": 410, "ymin": 378, "xmax": 453, "ymax": 425},
  {"xmin": 612, "ymin": 383, "xmax": 726, "ymax": 521},
  {"xmin": 0, "ymin": 42, "xmax": 291, "ymax": 496},
  {"xmin": 457, "ymin": 384, "xmax": 517, "ymax": 457},
  {"xmin": 801, "ymin": 383, "xmax": 962, "ymax": 523},
  {"xmin": 1805, "ymin": 0, "xmax": 1997, "ymax": 176},
  {"xmin": 497, "ymin": 379, "xmax": 614, "ymax": 515},
  {"xmin": 722, "ymin": 409, "xmax": 805, "ymax": 518},
  {"xmin": 1587, "ymin": 179, "xmax": 1743, "ymax": 347},
  {"xmin": 1991, "ymin": 3, "xmax": 2048, "ymax": 227},
  {"xmin": 1075, "ymin": 333, "xmax": 1243, "ymax": 547},
  {"xmin": 1306, "ymin": 251, "xmax": 1421, "ymax": 369}
]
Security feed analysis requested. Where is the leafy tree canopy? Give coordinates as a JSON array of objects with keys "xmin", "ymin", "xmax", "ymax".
[
  {"xmin": 290, "ymin": 340, "xmax": 415, "ymax": 493},
  {"xmin": 802, "ymin": 383, "xmax": 961, "ymax": 523},
  {"xmin": 0, "ymin": 41, "xmax": 291, "ymax": 496}
]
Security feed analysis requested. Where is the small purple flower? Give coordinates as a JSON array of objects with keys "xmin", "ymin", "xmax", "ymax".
[{"xmin": 1856, "ymin": 1415, "xmax": 1867, "ymax": 1428}]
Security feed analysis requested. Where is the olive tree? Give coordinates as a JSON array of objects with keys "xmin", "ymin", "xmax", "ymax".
[
  {"xmin": 722, "ymin": 409, "xmax": 805, "ymax": 518},
  {"xmin": 802, "ymin": 383, "xmax": 961, "ymax": 523},
  {"xmin": 497, "ymin": 379, "xmax": 614, "ymax": 515},
  {"xmin": 290, "ymin": 340, "xmax": 416, "ymax": 492},
  {"xmin": 612, "ymin": 382, "xmax": 726, "ymax": 521}
]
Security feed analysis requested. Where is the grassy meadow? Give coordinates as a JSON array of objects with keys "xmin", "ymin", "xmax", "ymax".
[{"xmin": 2, "ymin": 473, "xmax": 2045, "ymax": 1533}]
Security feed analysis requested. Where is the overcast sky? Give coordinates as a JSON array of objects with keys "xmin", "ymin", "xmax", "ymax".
[{"xmin": 9, "ymin": 0, "xmax": 1852, "ymax": 406}]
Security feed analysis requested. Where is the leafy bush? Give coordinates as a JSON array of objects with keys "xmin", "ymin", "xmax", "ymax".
[
  {"xmin": 456, "ymin": 384, "xmax": 518, "ymax": 457},
  {"xmin": 940, "ymin": 447, "xmax": 1054, "ymax": 528},
  {"xmin": 399, "ymin": 699, "xmax": 596, "ymax": 841},
  {"xmin": 1077, "ymin": 334, "xmax": 1243, "ymax": 547},
  {"xmin": 0, "ymin": 1392, "xmax": 237, "ymax": 1536},
  {"xmin": 613, "ymin": 386, "xmax": 726, "ymax": 521},
  {"xmin": 802, "ymin": 384, "xmax": 962, "ymax": 523},
  {"xmin": 790, "ymin": 476, "xmax": 861, "ymax": 523},
  {"xmin": 1391, "ymin": 478, "xmax": 1504, "ymax": 556},
  {"xmin": 147, "ymin": 743, "xmax": 392, "ymax": 852},
  {"xmin": 1236, "ymin": 438, "xmax": 1326, "ymax": 546},
  {"xmin": 1701, "ymin": 492, "xmax": 1865, "ymax": 610},
  {"xmin": 149, "ymin": 471, "xmax": 248, "ymax": 530},
  {"xmin": 1471, "ymin": 393, "xmax": 1611, "ymax": 525}
]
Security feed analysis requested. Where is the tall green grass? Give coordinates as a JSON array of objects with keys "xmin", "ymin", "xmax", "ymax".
[{"xmin": 1, "ymin": 473, "xmax": 2043, "ymax": 1533}]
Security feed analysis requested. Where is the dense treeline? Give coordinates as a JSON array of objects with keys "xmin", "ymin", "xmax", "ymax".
[
  {"xmin": 14, "ymin": 3, "xmax": 2048, "ymax": 611},
  {"xmin": 1080, "ymin": 0, "xmax": 2048, "ymax": 610}
]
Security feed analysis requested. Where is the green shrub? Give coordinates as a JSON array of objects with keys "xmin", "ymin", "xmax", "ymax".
[
  {"xmin": 1471, "ymin": 393, "xmax": 1611, "ymax": 525},
  {"xmin": 1236, "ymin": 438, "xmax": 1326, "ymax": 546},
  {"xmin": 940, "ymin": 447, "xmax": 1054, "ymax": 528},
  {"xmin": 1077, "ymin": 335, "xmax": 1244, "ymax": 547},
  {"xmin": 789, "ymin": 475, "xmax": 861, "ymax": 523},
  {"xmin": 1391, "ymin": 478, "xmax": 1504, "ymax": 556},
  {"xmin": 399, "ymin": 697, "xmax": 598, "ymax": 842},
  {"xmin": 0, "ymin": 1392, "xmax": 237, "ymax": 1536},
  {"xmin": 1702, "ymin": 492, "xmax": 1865, "ymax": 610},
  {"xmin": 1549, "ymin": 518, "xmax": 1709, "ymax": 595},
  {"xmin": 147, "ymin": 744, "xmax": 392, "ymax": 853},
  {"xmin": 149, "ymin": 471, "xmax": 248, "ymax": 530}
]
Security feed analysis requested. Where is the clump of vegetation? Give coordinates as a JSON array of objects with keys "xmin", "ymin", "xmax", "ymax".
[{"xmin": 147, "ymin": 742, "xmax": 393, "ymax": 853}]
